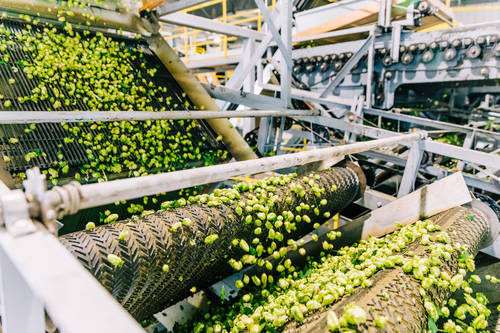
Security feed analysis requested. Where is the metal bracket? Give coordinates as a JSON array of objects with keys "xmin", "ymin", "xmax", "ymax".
[
  {"xmin": 0, "ymin": 190, "xmax": 36, "ymax": 237},
  {"xmin": 22, "ymin": 167, "xmax": 82, "ymax": 235}
]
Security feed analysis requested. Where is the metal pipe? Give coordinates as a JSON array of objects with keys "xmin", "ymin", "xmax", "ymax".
[
  {"xmin": 148, "ymin": 35, "xmax": 258, "ymax": 161},
  {"xmin": 0, "ymin": 0, "xmax": 153, "ymax": 34},
  {"xmin": 43, "ymin": 131, "xmax": 426, "ymax": 215},
  {"xmin": 0, "ymin": 110, "xmax": 320, "ymax": 124}
]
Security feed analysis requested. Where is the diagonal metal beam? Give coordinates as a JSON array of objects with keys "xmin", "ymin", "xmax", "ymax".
[
  {"xmin": 320, "ymin": 33, "xmax": 374, "ymax": 98},
  {"xmin": 160, "ymin": 12, "xmax": 266, "ymax": 40},
  {"xmin": 225, "ymin": 34, "xmax": 274, "ymax": 90},
  {"xmin": 253, "ymin": 0, "xmax": 293, "ymax": 68}
]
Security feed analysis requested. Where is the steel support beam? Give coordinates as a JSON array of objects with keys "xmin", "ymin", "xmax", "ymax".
[
  {"xmin": 253, "ymin": 0, "xmax": 293, "ymax": 68},
  {"xmin": 160, "ymin": 12, "xmax": 266, "ymax": 40},
  {"xmin": 364, "ymin": 109, "xmax": 500, "ymax": 142},
  {"xmin": 0, "ymin": 246, "xmax": 44, "ymax": 333},
  {"xmin": 422, "ymin": 140, "xmax": 500, "ymax": 170},
  {"xmin": 225, "ymin": 34, "xmax": 274, "ymax": 91},
  {"xmin": 456, "ymin": 132, "xmax": 475, "ymax": 171},
  {"xmin": 398, "ymin": 140, "xmax": 424, "ymax": 197},
  {"xmin": 280, "ymin": 0, "xmax": 293, "ymax": 108},
  {"xmin": 366, "ymin": 28, "xmax": 376, "ymax": 107},
  {"xmin": 362, "ymin": 150, "xmax": 500, "ymax": 195},
  {"xmin": 0, "ymin": 110, "xmax": 320, "ymax": 123},
  {"xmin": 295, "ymin": 115, "xmax": 500, "ymax": 170},
  {"xmin": 0, "ymin": 228, "xmax": 145, "ymax": 333},
  {"xmin": 320, "ymin": 33, "xmax": 374, "ymax": 98},
  {"xmin": 157, "ymin": 0, "xmax": 211, "ymax": 16},
  {"xmin": 292, "ymin": 25, "xmax": 373, "ymax": 44}
]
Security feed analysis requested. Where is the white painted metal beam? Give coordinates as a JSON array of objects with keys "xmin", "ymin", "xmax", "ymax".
[
  {"xmin": 157, "ymin": 0, "xmax": 211, "ymax": 16},
  {"xmin": 160, "ymin": 12, "xmax": 266, "ymax": 40},
  {"xmin": 0, "ymin": 110, "xmax": 320, "ymax": 123},
  {"xmin": 253, "ymin": 0, "xmax": 293, "ymax": 68}
]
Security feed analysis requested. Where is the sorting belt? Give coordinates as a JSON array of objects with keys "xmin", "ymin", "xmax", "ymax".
[
  {"xmin": 282, "ymin": 206, "xmax": 490, "ymax": 332},
  {"xmin": 59, "ymin": 166, "xmax": 364, "ymax": 320},
  {"xmin": 0, "ymin": 19, "xmax": 224, "ymax": 174}
]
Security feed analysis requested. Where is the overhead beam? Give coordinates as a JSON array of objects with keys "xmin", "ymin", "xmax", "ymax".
[
  {"xmin": 157, "ymin": 0, "xmax": 211, "ymax": 16},
  {"xmin": 160, "ymin": 12, "xmax": 266, "ymax": 40}
]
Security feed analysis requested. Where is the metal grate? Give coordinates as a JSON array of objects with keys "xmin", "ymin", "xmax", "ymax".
[{"xmin": 0, "ymin": 19, "xmax": 225, "ymax": 175}]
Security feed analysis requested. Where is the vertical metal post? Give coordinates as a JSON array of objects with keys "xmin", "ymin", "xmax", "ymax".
[
  {"xmin": 384, "ymin": 0, "xmax": 392, "ymax": 28},
  {"xmin": 378, "ymin": 0, "xmax": 387, "ymax": 27},
  {"xmin": 276, "ymin": 0, "xmax": 292, "ymax": 152},
  {"xmin": 391, "ymin": 23, "xmax": 402, "ymax": 63},
  {"xmin": 280, "ymin": 0, "xmax": 292, "ymax": 109},
  {"xmin": 242, "ymin": 39, "xmax": 257, "ymax": 135},
  {"xmin": 0, "ymin": 248, "xmax": 45, "ymax": 333},
  {"xmin": 398, "ymin": 140, "xmax": 424, "ymax": 198},
  {"xmin": 345, "ymin": 96, "xmax": 365, "ymax": 143},
  {"xmin": 366, "ymin": 27, "xmax": 376, "ymax": 107},
  {"xmin": 457, "ymin": 132, "xmax": 475, "ymax": 171},
  {"xmin": 257, "ymin": 116, "xmax": 273, "ymax": 154},
  {"xmin": 0, "ymin": 180, "xmax": 44, "ymax": 333},
  {"xmin": 243, "ymin": 39, "xmax": 256, "ymax": 96}
]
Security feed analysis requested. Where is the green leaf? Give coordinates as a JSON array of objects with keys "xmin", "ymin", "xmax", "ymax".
[{"xmin": 428, "ymin": 317, "xmax": 437, "ymax": 333}]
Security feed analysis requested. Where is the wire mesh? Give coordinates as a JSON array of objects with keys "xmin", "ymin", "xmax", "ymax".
[{"xmin": 0, "ymin": 19, "xmax": 225, "ymax": 175}]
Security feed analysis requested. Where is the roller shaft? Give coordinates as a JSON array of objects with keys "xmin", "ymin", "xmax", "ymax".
[
  {"xmin": 59, "ymin": 166, "xmax": 363, "ymax": 320},
  {"xmin": 284, "ymin": 206, "xmax": 490, "ymax": 332}
]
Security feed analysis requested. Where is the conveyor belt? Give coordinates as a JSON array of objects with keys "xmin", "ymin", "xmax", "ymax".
[
  {"xmin": 59, "ymin": 166, "xmax": 363, "ymax": 321},
  {"xmin": 0, "ymin": 19, "xmax": 224, "ymax": 175},
  {"xmin": 284, "ymin": 206, "xmax": 491, "ymax": 332}
]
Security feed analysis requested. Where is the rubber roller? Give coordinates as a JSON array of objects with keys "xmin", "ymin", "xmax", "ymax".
[
  {"xmin": 59, "ymin": 166, "xmax": 365, "ymax": 320},
  {"xmin": 283, "ymin": 206, "xmax": 492, "ymax": 332}
]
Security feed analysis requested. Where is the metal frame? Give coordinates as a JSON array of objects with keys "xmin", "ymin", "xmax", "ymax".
[
  {"xmin": 0, "ymin": 206, "xmax": 146, "ymax": 333},
  {"xmin": 0, "ymin": 110, "xmax": 319, "ymax": 123},
  {"xmin": 159, "ymin": 12, "xmax": 266, "ymax": 40},
  {"xmin": 0, "ymin": 1, "xmax": 499, "ymax": 332},
  {"xmin": 0, "ymin": 132, "xmax": 425, "ymax": 332},
  {"xmin": 27, "ymin": 132, "xmax": 424, "ymax": 226}
]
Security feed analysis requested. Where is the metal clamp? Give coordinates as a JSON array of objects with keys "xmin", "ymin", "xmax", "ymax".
[
  {"xmin": 24, "ymin": 167, "xmax": 83, "ymax": 235},
  {"xmin": 0, "ymin": 189, "xmax": 36, "ymax": 237}
]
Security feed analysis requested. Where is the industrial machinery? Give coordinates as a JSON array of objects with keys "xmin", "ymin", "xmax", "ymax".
[{"xmin": 0, "ymin": 0, "xmax": 498, "ymax": 333}]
